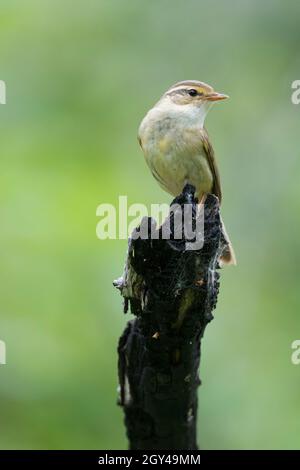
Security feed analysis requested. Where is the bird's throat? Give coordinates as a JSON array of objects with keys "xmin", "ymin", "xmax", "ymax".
[{"xmin": 155, "ymin": 98, "xmax": 212, "ymax": 129}]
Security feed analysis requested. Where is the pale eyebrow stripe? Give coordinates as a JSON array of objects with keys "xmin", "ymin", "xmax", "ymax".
[{"xmin": 166, "ymin": 86, "xmax": 189, "ymax": 95}]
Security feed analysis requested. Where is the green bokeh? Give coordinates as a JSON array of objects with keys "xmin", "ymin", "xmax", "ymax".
[{"xmin": 0, "ymin": 0, "xmax": 300, "ymax": 449}]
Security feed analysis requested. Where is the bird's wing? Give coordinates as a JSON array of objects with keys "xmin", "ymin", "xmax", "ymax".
[{"xmin": 201, "ymin": 128, "xmax": 222, "ymax": 204}]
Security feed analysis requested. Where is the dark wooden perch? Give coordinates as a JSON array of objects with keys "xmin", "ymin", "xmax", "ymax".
[{"xmin": 113, "ymin": 184, "xmax": 228, "ymax": 450}]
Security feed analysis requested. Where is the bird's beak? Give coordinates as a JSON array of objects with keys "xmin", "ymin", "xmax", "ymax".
[{"xmin": 206, "ymin": 92, "xmax": 229, "ymax": 101}]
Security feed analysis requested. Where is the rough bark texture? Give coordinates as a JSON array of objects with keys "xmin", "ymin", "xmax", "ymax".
[{"xmin": 114, "ymin": 184, "xmax": 227, "ymax": 450}]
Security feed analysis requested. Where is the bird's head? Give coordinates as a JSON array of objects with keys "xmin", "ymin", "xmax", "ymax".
[
  {"xmin": 156, "ymin": 80, "xmax": 229, "ymax": 126},
  {"xmin": 163, "ymin": 80, "xmax": 229, "ymax": 106}
]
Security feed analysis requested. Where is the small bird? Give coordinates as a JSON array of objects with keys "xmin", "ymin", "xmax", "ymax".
[{"xmin": 138, "ymin": 80, "xmax": 236, "ymax": 265}]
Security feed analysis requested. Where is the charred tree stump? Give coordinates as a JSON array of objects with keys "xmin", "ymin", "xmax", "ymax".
[{"xmin": 114, "ymin": 184, "xmax": 228, "ymax": 450}]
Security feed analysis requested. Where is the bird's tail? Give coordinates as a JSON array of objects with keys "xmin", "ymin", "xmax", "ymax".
[{"xmin": 220, "ymin": 216, "xmax": 237, "ymax": 266}]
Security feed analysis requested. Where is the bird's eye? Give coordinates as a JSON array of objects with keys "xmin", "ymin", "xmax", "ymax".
[{"xmin": 188, "ymin": 89, "xmax": 198, "ymax": 97}]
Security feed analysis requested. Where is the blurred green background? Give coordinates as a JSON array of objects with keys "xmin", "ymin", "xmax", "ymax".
[{"xmin": 0, "ymin": 0, "xmax": 300, "ymax": 450}]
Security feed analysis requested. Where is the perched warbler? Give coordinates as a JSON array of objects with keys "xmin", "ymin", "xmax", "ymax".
[{"xmin": 138, "ymin": 80, "xmax": 236, "ymax": 265}]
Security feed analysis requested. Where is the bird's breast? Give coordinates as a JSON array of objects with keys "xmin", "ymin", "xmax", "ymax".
[{"xmin": 139, "ymin": 112, "xmax": 213, "ymax": 197}]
